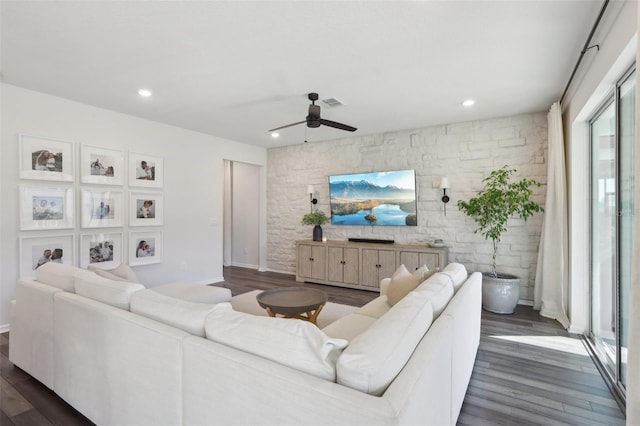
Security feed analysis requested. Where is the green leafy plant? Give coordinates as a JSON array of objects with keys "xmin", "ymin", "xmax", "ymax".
[
  {"xmin": 457, "ymin": 166, "xmax": 543, "ymax": 277},
  {"xmin": 301, "ymin": 210, "xmax": 330, "ymax": 226}
]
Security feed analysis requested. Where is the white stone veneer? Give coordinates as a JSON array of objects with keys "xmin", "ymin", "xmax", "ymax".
[{"xmin": 267, "ymin": 112, "xmax": 547, "ymax": 302}]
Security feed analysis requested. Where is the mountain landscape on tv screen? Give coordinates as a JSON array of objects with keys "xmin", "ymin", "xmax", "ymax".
[{"xmin": 329, "ymin": 177, "xmax": 417, "ymax": 226}]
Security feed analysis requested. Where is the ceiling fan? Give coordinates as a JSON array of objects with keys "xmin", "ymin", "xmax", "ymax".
[{"xmin": 268, "ymin": 92, "xmax": 357, "ymax": 133}]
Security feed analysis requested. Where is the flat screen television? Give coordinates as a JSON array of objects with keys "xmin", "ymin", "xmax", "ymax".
[{"xmin": 328, "ymin": 169, "xmax": 417, "ymax": 226}]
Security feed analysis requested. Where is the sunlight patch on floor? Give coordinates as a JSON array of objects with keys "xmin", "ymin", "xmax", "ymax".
[{"xmin": 490, "ymin": 335, "xmax": 589, "ymax": 356}]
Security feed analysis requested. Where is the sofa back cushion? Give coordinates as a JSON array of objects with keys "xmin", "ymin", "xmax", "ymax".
[
  {"xmin": 336, "ymin": 290, "xmax": 434, "ymax": 396},
  {"xmin": 130, "ymin": 290, "xmax": 216, "ymax": 336},
  {"xmin": 35, "ymin": 262, "xmax": 82, "ymax": 292},
  {"xmin": 205, "ymin": 303, "xmax": 348, "ymax": 381},
  {"xmin": 414, "ymin": 273, "xmax": 455, "ymax": 318},
  {"xmin": 439, "ymin": 262, "xmax": 468, "ymax": 292},
  {"xmin": 74, "ymin": 270, "xmax": 144, "ymax": 310}
]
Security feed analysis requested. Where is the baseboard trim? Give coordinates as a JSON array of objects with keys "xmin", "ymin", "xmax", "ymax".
[
  {"xmin": 261, "ymin": 267, "xmax": 295, "ymax": 276},
  {"xmin": 231, "ymin": 262, "xmax": 259, "ymax": 270}
]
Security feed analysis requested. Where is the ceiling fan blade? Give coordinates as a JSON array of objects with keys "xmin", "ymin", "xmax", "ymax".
[
  {"xmin": 268, "ymin": 120, "xmax": 306, "ymax": 132},
  {"xmin": 320, "ymin": 119, "xmax": 357, "ymax": 132}
]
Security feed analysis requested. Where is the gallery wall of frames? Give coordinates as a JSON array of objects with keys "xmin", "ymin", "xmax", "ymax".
[{"xmin": 17, "ymin": 133, "xmax": 165, "ymax": 279}]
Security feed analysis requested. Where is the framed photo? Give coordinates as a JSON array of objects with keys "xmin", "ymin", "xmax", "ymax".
[
  {"xmin": 20, "ymin": 186, "xmax": 74, "ymax": 230},
  {"xmin": 81, "ymin": 189, "xmax": 124, "ymax": 228},
  {"xmin": 19, "ymin": 134, "xmax": 74, "ymax": 182},
  {"xmin": 129, "ymin": 192, "xmax": 163, "ymax": 227},
  {"xmin": 80, "ymin": 232, "xmax": 123, "ymax": 269},
  {"xmin": 129, "ymin": 153, "xmax": 163, "ymax": 188},
  {"xmin": 19, "ymin": 234, "xmax": 74, "ymax": 279},
  {"xmin": 80, "ymin": 145, "xmax": 124, "ymax": 185},
  {"xmin": 129, "ymin": 231, "xmax": 162, "ymax": 266}
]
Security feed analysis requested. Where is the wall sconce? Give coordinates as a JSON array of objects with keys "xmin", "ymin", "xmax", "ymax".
[
  {"xmin": 440, "ymin": 177, "xmax": 450, "ymax": 216},
  {"xmin": 307, "ymin": 185, "xmax": 318, "ymax": 213}
]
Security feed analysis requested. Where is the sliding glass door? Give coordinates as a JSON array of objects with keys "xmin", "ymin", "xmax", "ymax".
[{"xmin": 589, "ymin": 66, "xmax": 635, "ymax": 399}]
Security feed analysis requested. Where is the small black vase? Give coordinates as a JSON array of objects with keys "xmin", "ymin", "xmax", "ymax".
[{"xmin": 312, "ymin": 225, "xmax": 323, "ymax": 242}]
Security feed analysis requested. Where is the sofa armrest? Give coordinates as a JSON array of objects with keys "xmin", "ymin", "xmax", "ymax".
[
  {"xmin": 9, "ymin": 279, "xmax": 63, "ymax": 389},
  {"xmin": 379, "ymin": 278, "xmax": 391, "ymax": 295}
]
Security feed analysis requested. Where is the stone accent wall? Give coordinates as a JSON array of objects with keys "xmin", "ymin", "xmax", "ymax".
[{"xmin": 267, "ymin": 112, "xmax": 547, "ymax": 302}]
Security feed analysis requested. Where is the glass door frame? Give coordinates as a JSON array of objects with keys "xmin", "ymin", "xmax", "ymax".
[{"xmin": 587, "ymin": 63, "xmax": 635, "ymax": 404}]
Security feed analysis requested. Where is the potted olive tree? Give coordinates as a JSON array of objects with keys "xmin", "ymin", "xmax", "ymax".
[
  {"xmin": 301, "ymin": 210, "xmax": 330, "ymax": 241},
  {"xmin": 457, "ymin": 166, "xmax": 543, "ymax": 314}
]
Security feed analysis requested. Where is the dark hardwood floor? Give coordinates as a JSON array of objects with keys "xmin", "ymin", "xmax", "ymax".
[{"xmin": 0, "ymin": 266, "xmax": 625, "ymax": 425}]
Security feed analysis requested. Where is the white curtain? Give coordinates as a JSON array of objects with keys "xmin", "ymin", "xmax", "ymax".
[
  {"xmin": 534, "ymin": 101, "xmax": 570, "ymax": 329},
  {"xmin": 626, "ymin": 6, "xmax": 640, "ymax": 422}
]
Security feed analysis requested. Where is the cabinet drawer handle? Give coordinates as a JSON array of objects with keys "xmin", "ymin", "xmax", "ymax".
[{"xmin": 310, "ymin": 257, "xmax": 314, "ymax": 261}]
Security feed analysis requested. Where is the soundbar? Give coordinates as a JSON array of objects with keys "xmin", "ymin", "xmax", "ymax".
[{"xmin": 348, "ymin": 238, "xmax": 395, "ymax": 244}]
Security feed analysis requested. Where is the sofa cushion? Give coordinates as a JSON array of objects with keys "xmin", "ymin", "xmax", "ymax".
[
  {"xmin": 73, "ymin": 270, "xmax": 144, "ymax": 310},
  {"xmin": 414, "ymin": 273, "xmax": 455, "ymax": 317},
  {"xmin": 439, "ymin": 263, "xmax": 468, "ymax": 292},
  {"xmin": 356, "ymin": 295, "xmax": 391, "ymax": 319},
  {"xmin": 205, "ymin": 303, "xmax": 348, "ymax": 381},
  {"xmin": 387, "ymin": 269, "xmax": 421, "ymax": 306},
  {"xmin": 336, "ymin": 290, "xmax": 434, "ymax": 396},
  {"xmin": 130, "ymin": 289, "xmax": 216, "ymax": 336},
  {"xmin": 152, "ymin": 282, "xmax": 231, "ymax": 304},
  {"xmin": 89, "ymin": 263, "xmax": 139, "ymax": 283},
  {"xmin": 35, "ymin": 262, "xmax": 81, "ymax": 292},
  {"xmin": 322, "ymin": 313, "xmax": 377, "ymax": 341}
]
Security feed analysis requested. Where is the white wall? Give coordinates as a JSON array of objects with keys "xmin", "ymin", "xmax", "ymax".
[
  {"xmin": 0, "ymin": 84, "xmax": 267, "ymax": 329},
  {"xmin": 267, "ymin": 112, "xmax": 548, "ymax": 303},
  {"xmin": 562, "ymin": 0, "xmax": 637, "ymax": 333}
]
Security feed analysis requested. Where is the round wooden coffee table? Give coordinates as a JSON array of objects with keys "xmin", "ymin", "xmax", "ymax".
[{"xmin": 256, "ymin": 287, "xmax": 328, "ymax": 325}]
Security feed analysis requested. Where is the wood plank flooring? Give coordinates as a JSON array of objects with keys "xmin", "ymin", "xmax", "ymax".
[{"xmin": 0, "ymin": 266, "xmax": 625, "ymax": 425}]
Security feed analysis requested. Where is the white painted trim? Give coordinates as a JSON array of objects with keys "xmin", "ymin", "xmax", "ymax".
[
  {"xmin": 0, "ymin": 324, "xmax": 9, "ymax": 333},
  {"xmin": 231, "ymin": 262, "xmax": 259, "ymax": 270}
]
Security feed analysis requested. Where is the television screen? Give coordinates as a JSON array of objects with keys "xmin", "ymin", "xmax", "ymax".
[{"xmin": 329, "ymin": 169, "xmax": 417, "ymax": 226}]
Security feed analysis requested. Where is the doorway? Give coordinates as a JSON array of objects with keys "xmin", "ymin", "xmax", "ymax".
[
  {"xmin": 588, "ymin": 66, "xmax": 635, "ymax": 402},
  {"xmin": 223, "ymin": 160, "xmax": 261, "ymax": 269}
]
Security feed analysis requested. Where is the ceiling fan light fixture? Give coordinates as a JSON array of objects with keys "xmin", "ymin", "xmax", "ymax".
[
  {"xmin": 138, "ymin": 89, "xmax": 152, "ymax": 98},
  {"xmin": 462, "ymin": 99, "xmax": 475, "ymax": 107}
]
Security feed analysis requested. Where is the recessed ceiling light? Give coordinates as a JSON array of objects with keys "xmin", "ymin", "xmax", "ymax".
[
  {"xmin": 271, "ymin": 132, "xmax": 280, "ymax": 138},
  {"xmin": 138, "ymin": 89, "xmax": 152, "ymax": 97},
  {"xmin": 462, "ymin": 99, "xmax": 475, "ymax": 107}
]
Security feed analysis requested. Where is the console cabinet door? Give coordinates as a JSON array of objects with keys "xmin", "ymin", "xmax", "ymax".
[
  {"xmin": 328, "ymin": 247, "xmax": 359, "ymax": 285},
  {"xmin": 361, "ymin": 248, "xmax": 397, "ymax": 288},
  {"xmin": 400, "ymin": 251, "xmax": 440, "ymax": 272},
  {"xmin": 298, "ymin": 244, "xmax": 326, "ymax": 281},
  {"xmin": 342, "ymin": 248, "xmax": 360, "ymax": 285}
]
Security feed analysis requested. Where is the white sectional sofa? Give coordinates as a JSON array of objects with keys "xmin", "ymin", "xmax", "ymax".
[{"xmin": 9, "ymin": 261, "xmax": 481, "ymax": 426}]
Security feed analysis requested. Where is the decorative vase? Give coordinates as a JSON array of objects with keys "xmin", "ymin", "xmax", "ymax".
[
  {"xmin": 481, "ymin": 273, "xmax": 520, "ymax": 314},
  {"xmin": 312, "ymin": 225, "xmax": 323, "ymax": 242}
]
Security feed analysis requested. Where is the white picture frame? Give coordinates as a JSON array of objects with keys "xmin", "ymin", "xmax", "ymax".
[
  {"xmin": 129, "ymin": 230, "xmax": 162, "ymax": 266},
  {"xmin": 19, "ymin": 134, "xmax": 74, "ymax": 182},
  {"xmin": 80, "ymin": 232, "xmax": 123, "ymax": 269},
  {"xmin": 19, "ymin": 234, "xmax": 75, "ymax": 279},
  {"xmin": 129, "ymin": 192, "xmax": 163, "ymax": 227},
  {"xmin": 129, "ymin": 152, "xmax": 163, "ymax": 188},
  {"xmin": 80, "ymin": 145, "xmax": 124, "ymax": 185},
  {"xmin": 81, "ymin": 189, "xmax": 124, "ymax": 228},
  {"xmin": 20, "ymin": 186, "xmax": 75, "ymax": 230}
]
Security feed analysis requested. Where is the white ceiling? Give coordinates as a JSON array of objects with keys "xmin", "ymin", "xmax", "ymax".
[{"xmin": 1, "ymin": 1, "xmax": 602, "ymax": 148}]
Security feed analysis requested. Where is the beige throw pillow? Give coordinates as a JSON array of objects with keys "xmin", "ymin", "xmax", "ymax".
[
  {"xmin": 387, "ymin": 268, "xmax": 439, "ymax": 306},
  {"xmin": 387, "ymin": 265, "xmax": 422, "ymax": 306}
]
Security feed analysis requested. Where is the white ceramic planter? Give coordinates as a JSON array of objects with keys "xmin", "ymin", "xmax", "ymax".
[{"xmin": 482, "ymin": 273, "xmax": 520, "ymax": 314}]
